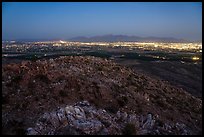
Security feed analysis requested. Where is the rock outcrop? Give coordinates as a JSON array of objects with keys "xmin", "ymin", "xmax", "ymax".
[{"xmin": 26, "ymin": 101, "xmax": 190, "ymax": 135}]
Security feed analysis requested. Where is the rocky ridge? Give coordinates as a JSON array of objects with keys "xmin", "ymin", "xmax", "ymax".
[
  {"xmin": 27, "ymin": 101, "xmax": 190, "ymax": 135},
  {"xmin": 2, "ymin": 56, "xmax": 202, "ymax": 135}
]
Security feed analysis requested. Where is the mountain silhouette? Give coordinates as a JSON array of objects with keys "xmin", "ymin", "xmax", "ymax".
[{"xmin": 69, "ymin": 34, "xmax": 190, "ymax": 43}]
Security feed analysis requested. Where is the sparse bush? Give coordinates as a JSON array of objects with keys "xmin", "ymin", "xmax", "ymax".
[
  {"xmin": 15, "ymin": 103, "xmax": 20, "ymax": 109},
  {"xmin": 155, "ymin": 119, "xmax": 164, "ymax": 127},
  {"xmin": 155, "ymin": 98, "xmax": 166, "ymax": 108},
  {"xmin": 35, "ymin": 74, "xmax": 50, "ymax": 84},
  {"xmin": 97, "ymin": 66, "xmax": 103, "ymax": 71},
  {"xmin": 15, "ymin": 128, "xmax": 26, "ymax": 135},
  {"xmin": 53, "ymin": 95, "xmax": 58, "ymax": 100},
  {"xmin": 12, "ymin": 75, "xmax": 22, "ymax": 83},
  {"xmin": 79, "ymin": 96, "xmax": 84, "ymax": 100},
  {"xmin": 42, "ymin": 94, "xmax": 47, "ymax": 99},
  {"xmin": 105, "ymin": 105, "xmax": 118, "ymax": 114},
  {"xmin": 55, "ymin": 76, "xmax": 65, "ymax": 82},
  {"xmin": 28, "ymin": 80, "xmax": 34, "ymax": 89},
  {"xmin": 113, "ymin": 66, "xmax": 120, "ymax": 71},
  {"xmin": 2, "ymin": 96, "xmax": 9, "ymax": 104},
  {"xmin": 117, "ymin": 96, "xmax": 128, "ymax": 107},
  {"xmin": 137, "ymin": 107, "xmax": 143, "ymax": 113},
  {"xmin": 59, "ymin": 90, "xmax": 68, "ymax": 97},
  {"xmin": 19, "ymin": 102, "xmax": 28, "ymax": 110},
  {"xmin": 123, "ymin": 123, "xmax": 137, "ymax": 135},
  {"xmin": 59, "ymin": 99, "xmax": 64, "ymax": 103},
  {"xmin": 34, "ymin": 96, "xmax": 39, "ymax": 101}
]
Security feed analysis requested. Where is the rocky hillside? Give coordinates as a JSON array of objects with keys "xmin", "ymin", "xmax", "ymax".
[{"xmin": 2, "ymin": 56, "xmax": 202, "ymax": 135}]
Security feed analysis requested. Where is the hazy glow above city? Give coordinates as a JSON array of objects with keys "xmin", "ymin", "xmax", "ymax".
[{"xmin": 2, "ymin": 2, "xmax": 202, "ymax": 41}]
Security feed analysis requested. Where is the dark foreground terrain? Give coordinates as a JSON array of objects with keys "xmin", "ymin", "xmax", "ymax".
[
  {"xmin": 114, "ymin": 59, "xmax": 202, "ymax": 98},
  {"xmin": 2, "ymin": 45, "xmax": 202, "ymax": 99},
  {"xmin": 2, "ymin": 56, "xmax": 202, "ymax": 135}
]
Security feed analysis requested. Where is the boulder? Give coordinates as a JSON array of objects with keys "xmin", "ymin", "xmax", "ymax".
[
  {"xmin": 142, "ymin": 113, "xmax": 155, "ymax": 129},
  {"xmin": 56, "ymin": 108, "xmax": 67, "ymax": 125},
  {"xmin": 26, "ymin": 128, "xmax": 39, "ymax": 135},
  {"xmin": 73, "ymin": 119, "xmax": 103, "ymax": 134}
]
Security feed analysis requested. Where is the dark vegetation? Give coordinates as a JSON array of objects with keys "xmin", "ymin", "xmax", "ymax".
[{"xmin": 123, "ymin": 123, "xmax": 137, "ymax": 135}]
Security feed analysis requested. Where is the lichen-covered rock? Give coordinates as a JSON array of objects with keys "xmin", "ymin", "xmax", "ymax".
[
  {"xmin": 142, "ymin": 113, "xmax": 155, "ymax": 129},
  {"xmin": 56, "ymin": 108, "xmax": 67, "ymax": 125},
  {"xmin": 26, "ymin": 101, "xmax": 191, "ymax": 135},
  {"xmin": 73, "ymin": 119, "xmax": 103, "ymax": 134},
  {"xmin": 65, "ymin": 105, "xmax": 86, "ymax": 121},
  {"xmin": 49, "ymin": 112, "xmax": 61, "ymax": 129}
]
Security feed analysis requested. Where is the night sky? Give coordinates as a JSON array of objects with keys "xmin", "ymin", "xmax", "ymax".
[{"xmin": 2, "ymin": 2, "xmax": 202, "ymax": 41}]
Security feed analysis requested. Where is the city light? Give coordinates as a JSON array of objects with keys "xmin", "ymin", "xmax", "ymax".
[
  {"xmin": 192, "ymin": 57, "xmax": 199, "ymax": 60},
  {"xmin": 59, "ymin": 40, "xmax": 66, "ymax": 44},
  {"xmin": 2, "ymin": 41, "xmax": 202, "ymax": 56}
]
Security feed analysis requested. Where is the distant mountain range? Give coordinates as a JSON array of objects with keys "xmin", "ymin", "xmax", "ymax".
[
  {"xmin": 68, "ymin": 34, "xmax": 191, "ymax": 43},
  {"xmin": 3, "ymin": 35, "xmax": 201, "ymax": 43}
]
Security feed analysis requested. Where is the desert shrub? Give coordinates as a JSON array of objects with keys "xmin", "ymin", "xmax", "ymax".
[
  {"xmin": 137, "ymin": 106, "xmax": 143, "ymax": 113},
  {"xmin": 105, "ymin": 105, "xmax": 118, "ymax": 114},
  {"xmin": 117, "ymin": 96, "xmax": 128, "ymax": 107},
  {"xmin": 155, "ymin": 119, "xmax": 164, "ymax": 127},
  {"xmin": 2, "ymin": 96, "xmax": 9, "ymax": 104},
  {"xmin": 12, "ymin": 75, "xmax": 22, "ymax": 83},
  {"xmin": 53, "ymin": 95, "xmax": 58, "ymax": 100},
  {"xmin": 55, "ymin": 75, "xmax": 66, "ymax": 82},
  {"xmin": 79, "ymin": 96, "xmax": 84, "ymax": 100},
  {"xmin": 60, "ymin": 99, "xmax": 65, "ymax": 103},
  {"xmin": 35, "ymin": 74, "xmax": 50, "ymax": 84},
  {"xmin": 59, "ymin": 90, "xmax": 68, "ymax": 97},
  {"xmin": 15, "ymin": 128, "xmax": 26, "ymax": 135},
  {"xmin": 8, "ymin": 119, "xmax": 26, "ymax": 135},
  {"xmin": 28, "ymin": 80, "xmax": 34, "ymax": 89},
  {"xmin": 155, "ymin": 98, "xmax": 166, "ymax": 108},
  {"xmin": 42, "ymin": 94, "xmax": 47, "ymax": 99},
  {"xmin": 15, "ymin": 103, "xmax": 20, "ymax": 109},
  {"xmin": 34, "ymin": 96, "xmax": 39, "ymax": 101},
  {"xmin": 113, "ymin": 66, "xmax": 120, "ymax": 71},
  {"xmin": 17, "ymin": 102, "xmax": 28, "ymax": 110},
  {"xmin": 123, "ymin": 123, "xmax": 137, "ymax": 135},
  {"xmin": 98, "ymin": 67, "xmax": 103, "ymax": 71}
]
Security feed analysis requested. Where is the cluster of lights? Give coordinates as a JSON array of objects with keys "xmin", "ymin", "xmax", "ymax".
[
  {"xmin": 2, "ymin": 41, "xmax": 202, "ymax": 55},
  {"xmin": 192, "ymin": 57, "xmax": 200, "ymax": 61}
]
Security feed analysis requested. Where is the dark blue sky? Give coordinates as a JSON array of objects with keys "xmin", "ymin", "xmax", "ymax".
[{"xmin": 2, "ymin": 2, "xmax": 202, "ymax": 41}]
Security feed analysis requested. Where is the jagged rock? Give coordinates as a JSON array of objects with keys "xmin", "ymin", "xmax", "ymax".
[
  {"xmin": 56, "ymin": 108, "xmax": 67, "ymax": 125},
  {"xmin": 65, "ymin": 105, "xmax": 86, "ymax": 121},
  {"xmin": 73, "ymin": 119, "xmax": 103, "ymax": 134},
  {"xmin": 23, "ymin": 101, "xmax": 190, "ymax": 135},
  {"xmin": 26, "ymin": 128, "xmax": 39, "ymax": 135},
  {"xmin": 76, "ymin": 101, "xmax": 90, "ymax": 107},
  {"xmin": 142, "ymin": 113, "xmax": 155, "ymax": 129},
  {"xmin": 65, "ymin": 106, "xmax": 75, "ymax": 116},
  {"xmin": 127, "ymin": 114, "xmax": 140, "ymax": 128},
  {"xmin": 74, "ymin": 106, "xmax": 86, "ymax": 120},
  {"xmin": 138, "ymin": 129, "xmax": 149, "ymax": 135},
  {"xmin": 116, "ymin": 111, "xmax": 128, "ymax": 122},
  {"xmin": 95, "ymin": 109, "xmax": 112, "ymax": 126},
  {"xmin": 34, "ymin": 122, "xmax": 46, "ymax": 134},
  {"xmin": 98, "ymin": 128, "xmax": 109, "ymax": 135},
  {"xmin": 49, "ymin": 112, "xmax": 61, "ymax": 129}
]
